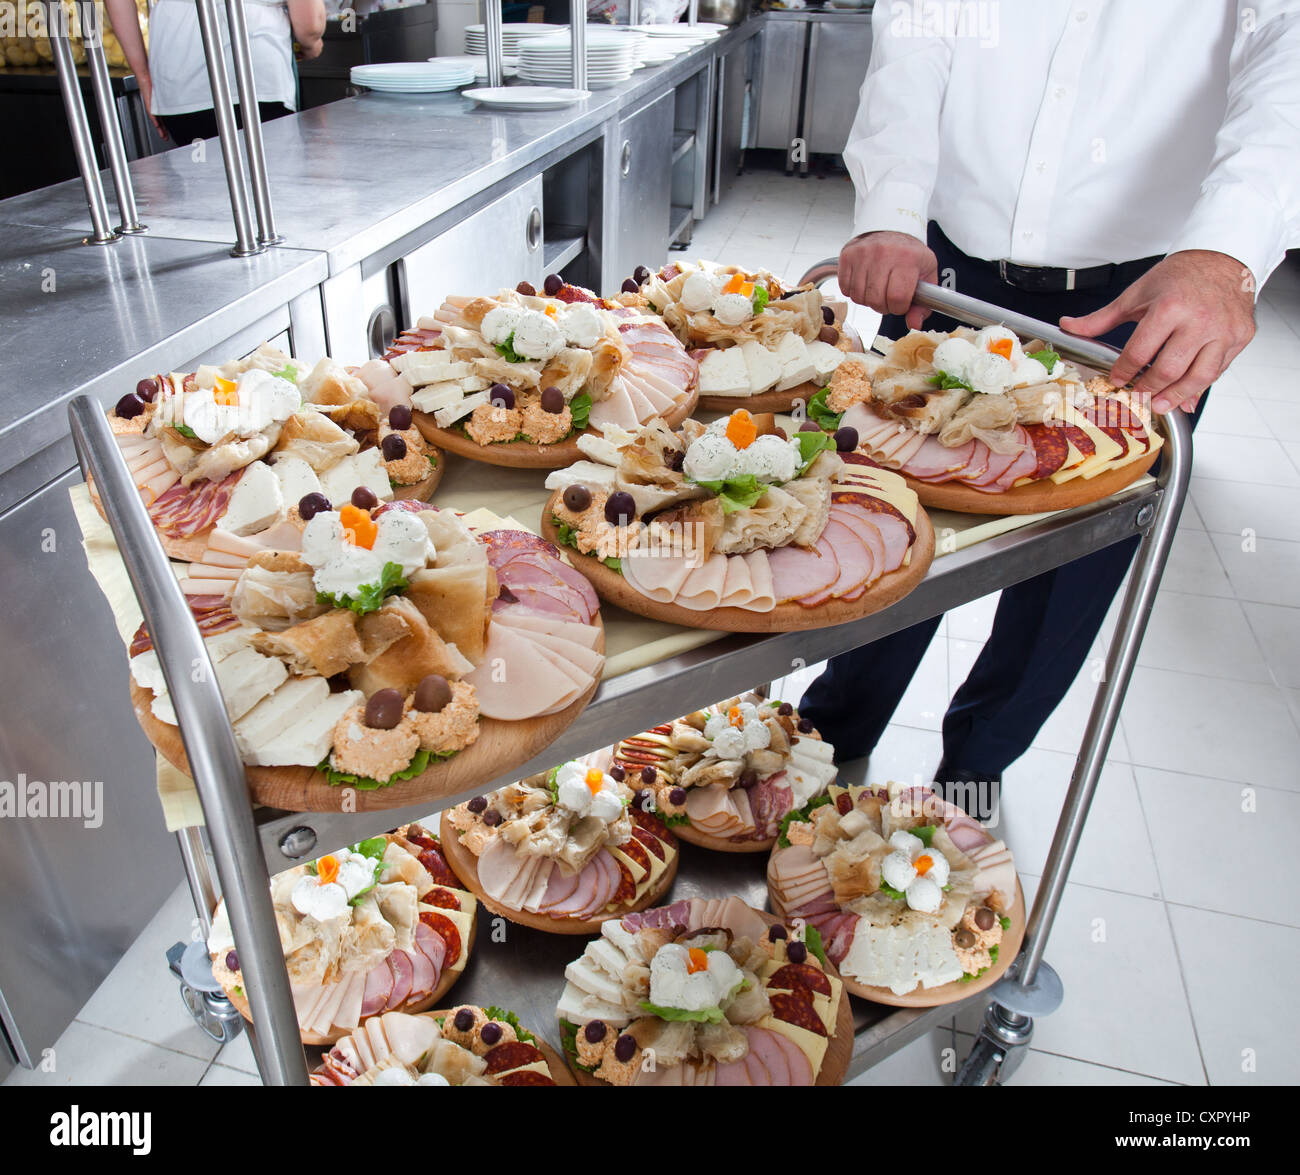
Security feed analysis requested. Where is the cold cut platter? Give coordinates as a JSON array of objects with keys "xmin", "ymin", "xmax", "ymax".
[
  {"xmin": 96, "ymin": 342, "xmax": 442, "ymax": 562},
  {"xmin": 611, "ymin": 694, "xmax": 839, "ymax": 853},
  {"xmin": 392, "ymin": 278, "xmax": 698, "ymax": 470},
  {"xmin": 626, "ymin": 259, "xmax": 864, "ymax": 414},
  {"xmin": 439, "ymin": 749, "xmax": 679, "ymax": 935},
  {"xmin": 127, "ymin": 506, "xmax": 605, "ymax": 812},
  {"xmin": 540, "ymin": 409, "xmax": 934, "ymax": 632},
  {"xmin": 816, "ymin": 327, "xmax": 1162, "ymax": 514},
  {"xmin": 312, "ymin": 1003, "xmax": 573, "ymax": 1086},
  {"xmin": 556, "ymin": 896, "xmax": 852, "ymax": 1085},
  {"xmin": 209, "ymin": 826, "xmax": 476, "ymax": 1045},
  {"xmin": 767, "ymin": 781, "xmax": 1024, "ymax": 1006}
]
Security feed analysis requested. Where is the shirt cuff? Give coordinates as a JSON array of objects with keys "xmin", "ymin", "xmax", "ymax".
[
  {"xmin": 852, "ymin": 181, "xmax": 931, "ymax": 244},
  {"xmin": 1166, "ymin": 183, "xmax": 1291, "ymax": 294}
]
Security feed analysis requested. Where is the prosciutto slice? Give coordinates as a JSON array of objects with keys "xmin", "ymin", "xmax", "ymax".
[{"xmin": 148, "ymin": 469, "xmax": 242, "ymax": 539}]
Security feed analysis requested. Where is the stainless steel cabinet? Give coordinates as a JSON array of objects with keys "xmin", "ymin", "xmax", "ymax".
[
  {"xmin": 613, "ymin": 92, "xmax": 674, "ymax": 283},
  {"xmin": 802, "ymin": 17, "xmax": 873, "ymax": 156},
  {"xmin": 397, "ymin": 176, "xmax": 546, "ymax": 330},
  {"xmin": 713, "ymin": 38, "xmax": 753, "ymax": 203},
  {"xmin": 751, "ymin": 19, "xmax": 806, "ymax": 158}
]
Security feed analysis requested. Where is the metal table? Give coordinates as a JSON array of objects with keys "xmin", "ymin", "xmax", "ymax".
[{"xmin": 68, "ymin": 279, "xmax": 1192, "ymax": 1086}]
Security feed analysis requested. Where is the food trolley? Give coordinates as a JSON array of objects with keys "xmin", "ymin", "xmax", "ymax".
[{"xmin": 68, "ymin": 278, "xmax": 1193, "ymax": 1087}]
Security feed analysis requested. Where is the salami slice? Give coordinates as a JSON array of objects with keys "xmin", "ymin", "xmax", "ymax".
[
  {"xmin": 768, "ymin": 991, "xmax": 828, "ymax": 1037},
  {"xmin": 417, "ymin": 847, "xmax": 462, "ymax": 890},
  {"xmin": 630, "ymin": 805, "xmax": 675, "ymax": 845},
  {"xmin": 768, "ymin": 963, "xmax": 834, "ymax": 998},
  {"xmin": 1022, "ymin": 423, "xmax": 1071, "ymax": 480},
  {"xmin": 835, "ymin": 792, "xmax": 853, "ymax": 816},
  {"xmin": 615, "ymin": 836, "xmax": 652, "ymax": 876},
  {"xmin": 129, "ymin": 596, "xmax": 239, "ymax": 657},
  {"xmin": 148, "ymin": 469, "xmax": 241, "ymax": 539},
  {"xmin": 610, "ymin": 855, "xmax": 637, "ymax": 906},
  {"xmin": 419, "ymin": 886, "xmax": 461, "ymax": 911},
  {"xmin": 483, "ymin": 1040, "xmax": 546, "ymax": 1075},
  {"xmin": 497, "ymin": 1069, "xmax": 557, "ymax": 1086},
  {"xmin": 418, "ymin": 910, "xmax": 462, "ymax": 966},
  {"xmin": 1062, "ymin": 423, "xmax": 1095, "ymax": 458},
  {"xmin": 631, "ymin": 825, "xmax": 667, "ymax": 861}
]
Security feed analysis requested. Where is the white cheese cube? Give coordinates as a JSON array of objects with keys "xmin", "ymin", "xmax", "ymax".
[
  {"xmin": 433, "ymin": 390, "xmax": 488, "ymax": 428},
  {"xmin": 215, "ymin": 647, "xmax": 289, "ymax": 723},
  {"xmin": 410, "ymin": 384, "xmax": 465, "ymax": 414},
  {"xmin": 740, "ymin": 341, "xmax": 783, "ymax": 395},
  {"xmin": 774, "ymin": 333, "xmax": 817, "ymax": 391},
  {"xmin": 249, "ymin": 689, "xmax": 363, "ymax": 767},
  {"xmin": 396, "ymin": 352, "xmax": 476, "ymax": 386},
  {"xmin": 270, "ymin": 455, "xmax": 323, "ymax": 510},
  {"xmin": 218, "ymin": 461, "xmax": 284, "ymax": 537},
  {"xmin": 544, "ymin": 461, "xmax": 618, "ymax": 493},
  {"xmin": 574, "ymin": 433, "xmax": 627, "ymax": 467},
  {"xmin": 697, "ymin": 347, "xmax": 750, "ymax": 398},
  {"xmin": 806, "ymin": 340, "xmax": 847, "ymax": 383},
  {"xmin": 234, "ymin": 677, "xmax": 329, "ymax": 764},
  {"xmin": 319, "ymin": 449, "xmax": 393, "ymax": 505}
]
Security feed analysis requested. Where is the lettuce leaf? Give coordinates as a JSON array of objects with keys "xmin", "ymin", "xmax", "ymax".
[
  {"xmin": 929, "ymin": 370, "xmax": 974, "ymax": 392},
  {"xmin": 271, "ymin": 362, "xmax": 302, "ymax": 383},
  {"xmin": 794, "ymin": 429, "xmax": 837, "ymax": 473},
  {"xmin": 663, "ymin": 811, "xmax": 691, "ymax": 828},
  {"xmin": 807, "ymin": 387, "xmax": 843, "ymax": 432},
  {"xmin": 318, "ymin": 748, "xmax": 456, "ymax": 791},
  {"xmin": 777, "ymin": 793, "xmax": 833, "ymax": 847},
  {"xmin": 558, "ymin": 1018, "xmax": 596, "ymax": 1071},
  {"xmin": 999, "ymin": 915, "xmax": 1011, "ymax": 931},
  {"xmin": 494, "ymin": 333, "xmax": 527, "ymax": 363},
  {"xmin": 804, "ymin": 925, "xmax": 828, "ymax": 969},
  {"xmin": 484, "ymin": 1006, "xmax": 535, "ymax": 1044},
  {"xmin": 316, "ymin": 561, "xmax": 408, "ymax": 616},
  {"xmin": 751, "ymin": 286, "xmax": 770, "ymax": 315},
  {"xmin": 172, "ymin": 423, "xmax": 199, "ymax": 440},
  {"xmin": 639, "ymin": 1000, "xmax": 726, "ymax": 1024},
  {"xmin": 878, "ymin": 880, "xmax": 907, "ymax": 901},
  {"xmin": 1028, "ymin": 347, "xmax": 1059, "ymax": 370},
  {"xmin": 911, "ymin": 823, "xmax": 936, "ymax": 847},
  {"xmin": 569, "ymin": 391, "xmax": 593, "ymax": 431},
  {"xmin": 689, "ymin": 473, "xmax": 768, "ymax": 514}
]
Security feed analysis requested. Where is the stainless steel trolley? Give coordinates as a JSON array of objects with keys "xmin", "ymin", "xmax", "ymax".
[{"xmin": 68, "ymin": 278, "xmax": 1192, "ymax": 1086}]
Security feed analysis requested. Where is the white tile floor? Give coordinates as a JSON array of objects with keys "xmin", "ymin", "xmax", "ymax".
[{"xmin": 11, "ymin": 161, "xmax": 1299, "ymax": 1088}]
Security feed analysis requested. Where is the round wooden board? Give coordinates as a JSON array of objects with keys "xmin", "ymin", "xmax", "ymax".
[
  {"xmin": 773, "ymin": 880, "xmax": 1027, "ymax": 1009},
  {"xmin": 217, "ymin": 914, "xmax": 477, "ymax": 1046},
  {"xmin": 674, "ymin": 824, "xmax": 775, "ymax": 854},
  {"xmin": 903, "ymin": 446, "xmax": 1160, "ymax": 515},
  {"xmin": 566, "ymin": 903, "xmax": 853, "ymax": 1086},
  {"xmin": 697, "ymin": 325, "xmax": 865, "ymax": 415},
  {"xmin": 413, "ymin": 386, "xmax": 699, "ymax": 471},
  {"xmin": 128, "ymin": 618, "xmax": 603, "ymax": 812},
  {"xmin": 438, "ymin": 810, "xmax": 679, "ymax": 935},
  {"xmin": 541, "ymin": 491, "xmax": 935, "ymax": 633},
  {"xmin": 87, "ymin": 447, "xmax": 443, "ymax": 564}
]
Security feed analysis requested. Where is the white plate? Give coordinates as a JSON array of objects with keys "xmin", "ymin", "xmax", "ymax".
[{"xmin": 463, "ymin": 85, "xmax": 591, "ymax": 110}]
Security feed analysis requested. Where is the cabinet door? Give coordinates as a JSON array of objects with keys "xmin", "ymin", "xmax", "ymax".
[
  {"xmin": 397, "ymin": 176, "xmax": 546, "ymax": 324},
  {"xmin": 713, "ymin": 41, "xmax": 751, "ymax": 203},
  {"xmin": 614, "ymin": 91, "xmax": 675, "ymax": 283},
  {"xmin": 751, "ymin": 21, "xmax": 806, "ymax": 152},
  {"xmin": 803, "ymin": 20, "xmax": 874, "ymax": 156}
]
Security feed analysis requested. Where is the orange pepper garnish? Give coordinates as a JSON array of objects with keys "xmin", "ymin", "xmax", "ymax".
[
  {"xmin": 687, "ymin": 947, "xmax": 709, "ymax": 974},
  {"xmin": 722, "ymin": 273, "xmax": 745, "ymax": 294},
  {"xmin": 914, "ymin": 854, "xmax": 934, "ymax": 875},
  {"xmin": 585, "ymin": 767, "xmax": 605, "ymax": 794},
  {"xmin": 544, "ymin": 304, "xmax": 558, "ymax": 318},
  {"xmin": 728, "ymin": 705, "xmax": 744, "ymax": 728},
  {"xmin": 989, "ymin": 338, "xmax": 1014, "ymax": 360},
  {"xmin": 339, "ymin": 503, "xmax": 377, "ymax": 550},
  {"xmin": 725, "ymin": 409, "xmax": 757, "ymax": 450},
  {"xmin": 317, "ymin": 854, "xmax": 340, "ymax": 885},
  {"xmin": 213, "ymin": 376, "xmax": 239, "ymax": 406}
]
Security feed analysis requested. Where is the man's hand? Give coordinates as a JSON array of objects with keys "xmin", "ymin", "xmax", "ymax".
[
  {"xmin": 1060, "ymin": 250, "xmax": 1256, "ymax": 414},
  {"xmin": 137, "ymin": 74, "xmax": 167, "ymax": 142},
  {"xmin": 838, "ymin": 231, "xmax": 939, "ymax": 331}
]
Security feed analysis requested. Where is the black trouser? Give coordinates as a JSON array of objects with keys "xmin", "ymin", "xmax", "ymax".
[
  {"xmin": 159, "ymin": 102, "xmax": 294, "ymax": 147},
  {"xmin": 800, "ymin": 222, "xmax": 1206, "ymax": 775}
]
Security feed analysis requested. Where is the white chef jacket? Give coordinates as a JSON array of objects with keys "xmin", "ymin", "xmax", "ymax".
[
  {"xmin": 844, "ymin": 0, "xmax": 1300, "ymax": 287},
  {"xmin": 148, "ymin": 0, "xmax": 297, "ymax": 116}
]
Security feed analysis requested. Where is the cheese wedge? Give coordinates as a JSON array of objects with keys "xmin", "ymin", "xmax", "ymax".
[
  {"xmin": 544, "ymin": 461, "xmax": 618, "ymax": 494},
  {"xmin": 740, "ymin": 341, "xmax": 782, "ymax": 395},
  {"xmin": 433, "ymin": 390, "xmax": 488, "ymax": 428},
  {"xmin": 219, "ymin": 461, "xmax": 283, "ymax": 536},
  {"xmin": 697, "ymin": 348, "xmax": 749, "ymax": 398},
  {"xmin": 774, "ymin": 334, "xmax": 817, "ymax": 391},
  {"xmin": 806, "ymin": 339, "xmax": 846, "ymax": 383}
]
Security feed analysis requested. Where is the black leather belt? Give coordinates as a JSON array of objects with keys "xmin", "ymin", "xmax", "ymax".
[{"xmin": 995, "ymin": 257, "xmax": 1120, "ymax": 293}]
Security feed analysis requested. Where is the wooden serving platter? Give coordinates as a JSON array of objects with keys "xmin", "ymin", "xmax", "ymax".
[
  {"xmin": 772, "ymin": 880, "xmax": 1027, "ymax": 1009},
  {"xmin": 674, "ymin": 825, "xmax": 777, "ymax": 854},
  {"xmin": 413, "ymin": 387, "xmax": 699, "ymax": 471},
  {"xmin": 566, "ymin": 904, "xmax": 852, "ymax": 1087},
  {"xmin": 87, "ymin": 447, "xmax": 443, "ymax": 564},
  {"xmin": 902, "ymin": 447, "xmax": 1159, "ymax": 515},
  {"xmin": 128, "ymin": 618, "xmax": 602, "ymax": 812},
  {"xmin": 696, "ymin": 323, "xmax": 866, "ymax": 415},
  {"xmin": 542, "ymin": 492, "xmax": 935, "ymax": 633},
  {"xmin": 218, "ymin": 914, "xmax": 478, "ymax": 1047},
  {"xmin": 438, "ymin": 810, "xmax": 679, "ymax": 935}
]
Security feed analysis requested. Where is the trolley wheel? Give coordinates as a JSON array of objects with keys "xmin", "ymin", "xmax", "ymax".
[{"xmin": 179, "ymin": 980, "xmax": 245, "ymax": 1045}]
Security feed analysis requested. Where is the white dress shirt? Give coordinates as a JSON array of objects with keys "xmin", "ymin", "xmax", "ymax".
[
  {"xmin": 148, "ymin": 0, "xmax": 296, "ymax": 117},
  {"xmin": 844, "ymin": 0, "xmax": 1300, "ymax": 287}
]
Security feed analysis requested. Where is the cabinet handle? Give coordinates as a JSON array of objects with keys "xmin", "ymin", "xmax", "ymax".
[
  {"xmin": 367, "ymin": 304, "xmax": 397, "ymax": 359},
  {"xmin": 526, "ymin": 206, "xmax": 542, "ymax": 252},
  {"xmin": 620, "ymin": 140, "xmax": 632, "ymax": 177}
]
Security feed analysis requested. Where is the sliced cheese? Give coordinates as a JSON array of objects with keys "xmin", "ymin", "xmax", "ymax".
[
  {"xmin": 270, "ymin": 455, "xmax": 323, "ymax": 509},
  {"xmin": 544, "ymin": 461, "xmax": 618, "ymax": 494},
  {"xmin": 218, "ymin": 460, "xmax": 283, "ymax": 537},
  {"xmin": 762, "ymin": 1014, "xmax": 828, "ymax": 1075},
  {"xmin": 806, "ymin": 339, "xmax": 846, "ymax": 383},
  {"xmin": 319, "ymin": 448, "xmax": 393, "ymax": 506},
  {"xmin": 697, "ymin": 347, "xmax": 749, "ymax": 398},
  {"xmin": 433, "ymin": 390, "xmax": 488, "ymax": 428},
  {"xmin": 410, "ymin": 383, "xmax": 465, "ymax": 414},
  {"xmin": 774, "ymin": 334, "xmax": 816, "ymax": 391},
  {"xmin": 740, "ymin": 341, "xmax": 782, "ymax": 395},
  {"xmin": 438, "ymin": 905, "xmax": 475, "ymax": 972}
]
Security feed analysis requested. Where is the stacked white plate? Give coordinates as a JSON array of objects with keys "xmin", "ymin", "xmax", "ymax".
[
  {"xmin": 462, "ymin": 86, "xmax": 591, "ymax": 111},
  {"xmin": 429, "ymin": 53, "xmax": 518, "ymax": 81},
  {"xmin": 464, "ymin": 22, "xmax": 563, "ymax": 55},
  {"xmin": 350, "ymin": 60, "xmax": 476, "ymax": 93},
  {"xmin": 516, "ymin": 28, "xmax": 646, "ymax": 89}
]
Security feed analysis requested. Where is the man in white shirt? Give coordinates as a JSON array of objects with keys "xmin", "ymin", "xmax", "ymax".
[{"xmin": 799, "ymin": 0, "xmax": 1300, "ymax": 817}]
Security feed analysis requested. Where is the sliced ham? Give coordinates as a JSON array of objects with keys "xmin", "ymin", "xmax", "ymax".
[
  {"xmin": 490, "ymin": 608, "xmax": 602, "ymax": 649},
  {"xmin": 588, "ymin": 383, "xmax": 644, "ymax": 431},
  {"xmin": 746, "ymin": 1027, "xmax": 792, "ymax": 1084},
  {"xmin": 676, "ymin": 554, "xmax": 730, "ymax": 610},
  {"xmin": 989, "ymin": 440, "xmax": 1040, "ymax": 490},
  {"xmin": 405, "ymin": 948, "xmax": 435, "ymax": 999},
  {"xmin": 742, "ymin": 1045, "xmax": 774, "ymax": 1085},
  {"xmin": 360, "ymin": 961, "xmax": 392, "ymax": 1018},
  {"xmin": 464, "ymin": 623, "xmax": 584, "ymax": 719},
  {"xmin": 496, "ymin": 563, "xmax": 594, "ymax": 621},
  {"xmin": 414, "ymin": 922, "xmax": 446, "ymax": 979},
  {"xmin": 384, "ymin": 951, "xmax": 413, "ymax": 1010},
  {"xmin": 536, "ymin": 863, "xmax": 581, "ymax": 912},
  {"xmin": 713, "ymin": 1056, "xmax": 752, "ymax": 1086},
  {"xmin": 743, "ymin": 551, "xmax": 775, "ymax": 610},
  {"xmin": 767, "ymin": 541, "xmax": 839, "ymax": 605},
  {"xmin": 797, "ymin": 522, "xmax": 869, "ymax": 606},
  {"xmin": 621, "ymin": 547, "xmax": 696, "ymax": 603},
  {"xmin": 769, "ymin": 1029, "xmax": 814, "ymax": 1086},
  {"xmin": 902, "ymin": 435, "xmax": 975, "ymax": 480},
  {"xmin": 476, "ymin": 837, "xmax": 527, "ymax": 903}
]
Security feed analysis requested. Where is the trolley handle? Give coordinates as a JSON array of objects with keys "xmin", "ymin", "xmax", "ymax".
[{"xmin": 68, "ymin": 396, "xmax": 308, "ymax": 1086}]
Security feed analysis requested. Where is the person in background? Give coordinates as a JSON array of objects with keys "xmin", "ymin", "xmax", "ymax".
[
  {"xmin": 106, "ymin": 0, "xmax": 326, "ymax": 144},
  {"xmin": 800, "ymin": 1, "xmax": 1300, "ymax": 818}
]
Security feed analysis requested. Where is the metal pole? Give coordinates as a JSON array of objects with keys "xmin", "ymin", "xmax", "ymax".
[
  {"xmin": 44, "ymin": 0, "xmax": 119, "ymax": 244},
  {"xmin": 570, "ymin": 0, "xmax": 586, "ymax": 90},
  {"xmin": 69, "ymin": 397, "xmax": 306, "ymax": 1085},
  {"xmin": 224, "ymin": 0, "xmax": 282, "ymax": 245},
  {"xmin": 193, "ymin": 0, "xmax": 262, "ymax": 256},
  {"xmin": 177, "ymin": 826, "xmax": 218, "ymax": 939},
  {"xmin": 78, "ymin": 0, "xmax": 145, "ymax": 233},
  {"xmin": 484, "ymin": 0, "xmax": 504, "ymax": 88},
  {"xmin": 629, "ymin": 0, "xmax": 640, "ymax": 27},
  {"xmin": 688, "ymin": 0, "xmax": 698, "ymax": 25}
]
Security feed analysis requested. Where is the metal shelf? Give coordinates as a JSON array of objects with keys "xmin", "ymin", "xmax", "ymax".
[
  {"xmin": 670, "ymin": 202, "xmax": 693, "ymax": 245},
  {"xmin": 543, "ymin": 230, "xmax": 585, "ymax": 273},
  {"xmin": 672, "ymin": 130, "xmax": 696, "ymax": 165}
]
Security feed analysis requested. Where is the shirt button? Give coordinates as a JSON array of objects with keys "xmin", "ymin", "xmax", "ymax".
[
  {"xmin": 1035, "ymin": 160, "xmax": 1047, "ymax": 173},
  {"xmin": 1054, "ymin": 86, "xmax": 1067, "ymax": 100},
  {"xmin": 1076, "ymin": 9, "xmax": 1088, "ymax": 20},
  {"xmin": 1022, "ymin": 230, "xmax": 1035, "ymax": 241}
]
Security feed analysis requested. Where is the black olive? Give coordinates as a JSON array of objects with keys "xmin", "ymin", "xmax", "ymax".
[
  {"xmin": 821, "ymin": 305, "xmax": 835, "ymax": 325},
  {"xmin": 351, "ymin": 486, "xmax": 379, "ymax": 510},
  {"xmin": 381, "ymin": 433, "xmax": 408, "ymax": 461},
  {"xmin": 621, "ymin": 278, "xmax": 639, "ymax": 294},
  {"xmin": 543, "ymin": 274, "xmax": 563, "ymax": 295},
  {"xmin": 562, "ymin": 484, "xmax": 592, "ymax": 512},
  {"xmin": 834, "ymin": 426, "xmax": 859, "ymax": 452},
  {"xmin": 298, "ymin": 492, "xmax": 331, "ymax": 520},
  {"xmin": 633, "ymin": 265, "xmax": 650, "ymax": 283},
  {"xmin": 115, "ymin": 392, "xmax": 145, "ymax": 419},
  {"xmin": 604, "ymin": 491, "xmax": 636, "ymax": 525},
  {"xmin": 540, "ymin": 386, "xmax": 565, "ymax": 414},
  {"xmin": 489, "ymin": 383, "xmax": 515, "ymax": 410},
  {"xmin": 364, "ymin": 689, "xmax": 404, "ymax": 730},
  {"xmin": 516, "ymin": 280, "xmax": 537, "ymax": 296},
  {"xmin": 388, "ymin": 404, "xmax": 413, "ymax": 430}
]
